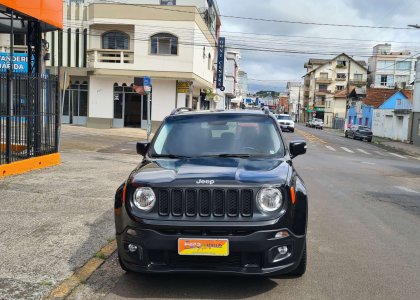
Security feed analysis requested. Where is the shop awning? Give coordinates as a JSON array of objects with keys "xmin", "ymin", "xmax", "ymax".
[{"xmin": 0, "ymin": 1, "xmax": 63, "ymax": 32}]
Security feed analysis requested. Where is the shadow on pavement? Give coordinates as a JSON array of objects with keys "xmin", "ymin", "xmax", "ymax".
[{"xmin": 113, "ymin": 272, "xmax": 278, "ymax": 299}]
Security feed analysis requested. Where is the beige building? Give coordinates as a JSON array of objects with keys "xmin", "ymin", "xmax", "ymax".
[
  {"xmin": 303, "ymin": 53, "xmax": 368, "ymax": 124},
  {"xmin": 44, "ymin": 0, "xmax": 221, "ymax": 129},
  {"xmin": 368, "ymin": 44, "xmax": 417, "ymax": 89}
]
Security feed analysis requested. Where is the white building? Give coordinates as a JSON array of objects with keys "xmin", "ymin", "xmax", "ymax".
[
  {"xmin": 43, "ymin": 0, "xmax": 221, "ymax": 129},
  {"xmin": 286, "ymin": 82, "xmax": 302, "ymax": 122},
  {"xmin": 224, "ymin": 49, "xmax": 240, "ymax": 109},
  {"xmin": 237, "ymin": 70, "xmax": 248, "ymax": 98},
  {"xmin": 303, "ymin": 53, "xmax": 368, "ymax": 122},
  {"xmin": 368, "ymin": 44, "xmax": 417, "ymax": 89}
]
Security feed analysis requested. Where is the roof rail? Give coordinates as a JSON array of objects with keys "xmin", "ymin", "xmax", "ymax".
[{"xmin": 170, "ymin": 107, "xmax": 192, "ymax": 115}]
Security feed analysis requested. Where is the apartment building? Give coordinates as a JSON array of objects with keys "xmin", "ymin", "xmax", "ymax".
[
  {"xmin": 368, "ymin": 44, "xmax": 417, "ymax": 89},
  {"xmin": 237, "ymin": 70, "xmax": 248, "ymax": 98},
  {"xmin": 286, "ymin": 82, "xmax": 302, "ymax": 122},
  {"xmin": 42, "ymin": 0, "xmax": 221, "ymax": 129},
  {"xmin": 303, "ymin": 53, "xmax": 368, "ymax": 123},
  {"xmin": 223, "ymin": 49, "xmax": 240, "ymax": 109}
]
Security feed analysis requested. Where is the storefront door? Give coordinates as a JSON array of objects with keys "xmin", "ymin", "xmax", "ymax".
[
  {"xmin": 62, "ymin": 83, "xmax": 88, "ymax": 126},
  {"xmin": 113, "ymin": 84, "xmax": 147, "ymax": 128}
]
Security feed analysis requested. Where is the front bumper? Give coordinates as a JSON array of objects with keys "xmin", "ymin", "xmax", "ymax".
[
  {"xmin": 279, "ymin": 124, "xmax": 295, "ymax": 131},
  {"xmin": 117, "ymin": 227, "xmax": 306, "ymax": 276}
]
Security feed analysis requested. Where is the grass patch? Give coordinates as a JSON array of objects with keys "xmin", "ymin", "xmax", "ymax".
[
  {"xmin": 40, "ymin": 280, "xmax": 53, "ymax": 286},
  {"xmin": 94, "ymin": 252, "xmax": 107, "ymax": 260}
]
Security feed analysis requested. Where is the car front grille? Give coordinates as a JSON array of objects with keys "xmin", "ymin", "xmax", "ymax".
[
  {"xmin": 148, "ymin": 251, "xmax": 262, "ymax": 269},
  {"xmin": 155, "ymin": 188, "xmax": 254, "ymax": 218}
]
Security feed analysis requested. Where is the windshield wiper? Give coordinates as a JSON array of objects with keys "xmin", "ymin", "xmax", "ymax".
[
  {"xmin": 202, "ymin": 154, "xmax": 251, "ymax": 158},
  {"xmin": 150, "ymin": 154, "xmax": 193, "ymax": 159}
]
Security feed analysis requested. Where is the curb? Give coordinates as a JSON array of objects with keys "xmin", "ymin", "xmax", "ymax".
[{"xmin": 44, "ymin": 240, "xmax": 117, "ymax": 300}]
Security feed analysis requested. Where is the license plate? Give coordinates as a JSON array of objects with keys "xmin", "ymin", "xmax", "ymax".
[{"xmin": 178, "ymin": 239, "xmax": 229, "ymax": 256}]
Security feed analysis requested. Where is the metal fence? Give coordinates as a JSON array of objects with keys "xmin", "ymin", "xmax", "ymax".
[
  {"xmin": 332, "ymin": 117, "xmax": 345, "ymax": 130},
  {"xmin": 0, "ymin": 72, "xmax": 60, "ymax": 165}
]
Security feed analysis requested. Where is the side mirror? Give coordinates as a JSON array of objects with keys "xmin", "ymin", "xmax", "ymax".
[
  {"xmin": 289, "ymin": 140, "xmax": 307, "ymax": 158},
  {"xmin": 136, "ymin": 141, "xmax": 150, "ymax": 156}
]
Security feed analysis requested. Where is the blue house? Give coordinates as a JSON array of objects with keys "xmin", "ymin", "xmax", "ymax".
[
  {"xmin": 371, "ymin": 90, "xmax": 413, "ymax": 142},
  {"xmin": 347, "ymin": 88, "xmax": 397, "ymax": 129}
]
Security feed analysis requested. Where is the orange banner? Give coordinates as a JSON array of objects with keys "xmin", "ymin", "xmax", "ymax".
[{"xmin": 0, "ymin": 0, "xmax": 63, "ymax": 29}]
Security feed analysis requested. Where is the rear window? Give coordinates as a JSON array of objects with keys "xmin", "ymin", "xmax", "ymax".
[
  {"xmin": 150, "ymin": 114, "xmax": 285, "ymax": 158},
  {"xmin": 277, "ymin": 115, "xmax": 292, "ymax": 121}
]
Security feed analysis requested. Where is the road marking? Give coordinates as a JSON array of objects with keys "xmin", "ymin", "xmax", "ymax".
[
  {"xmin": 361, "ymin": 161, "xmax": 376, "ymax": 165},
  {"xmin": 395, "ymin": 186, "xmax": 419, "ymax": 194},
  {"xmin": 326, "ymin": 146, "xmax": 336, "ymax": 151},
  {"xmin": 341, "ymin": 147, "xmax": 354, "ymax": 153},
  {"xmin": 357, "ymin": 149, "xmax": 371, "ymax": 155},
  {"xmin": 389, "ymin": 153, "xmax": 406, "ymax": 159},
  {"xmin": 374, "ymin": 151, "xmax": 388, "ymax": 156}
]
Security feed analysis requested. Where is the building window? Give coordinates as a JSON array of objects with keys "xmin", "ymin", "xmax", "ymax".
[
  {"xmin": 102, "ymin": 31, "xmax": 129, "ymax": 50},
  {"xmin": 337, "ymin": 60, "xmax": 347, "ymax": 67},
  {"xmin": 320, "ymin": 72, "xmax": 328, "ymax": 79},
  {"xmin": 83, "ymin": 29, "xmax": 87, "ymax": 67},
  {"xmin": 396, "ymin": 61, "xmax": 411, "ymax": 70},
  {"xmin": 337, "ymin": 73, "xmax": 346, "ymax": 80},
  {"xmin": 318, "ymin": 84, "xmax": 328, "ymax": 92},
  {"xmin": 160, "ymin": 0, "xmax": 176, "ymax": 4},
  {"xmin": 150, "ymin": 33, "xmax": 178, "ymax": 55},
  {"xmin": 380, "ymin": 75, "xmax": 388, "ymax": 86},
  {"xmin": 67, "ymin": 28, "xmax": 71, "ymax": 67},
  {"xmin": 377, "ymin": 60, "xmax": 394, "ymax": 70},
  {"xmin": 13, "ymin": 33, "xmax": 26, "ymax": 46},
  {"xmin": 208, "ymin": 53, "xmax": 212, "ymax": 70},
  {"xmin": 354, "ymin": 74, "xmax": 363, "ymax": 80},
  {"xmin": 336, "ymin": 85, "xmax": 344, "ymax": 91},
  {"xmin": 76, "ymin": 29, "xmax": 80, "ymax": 67}
]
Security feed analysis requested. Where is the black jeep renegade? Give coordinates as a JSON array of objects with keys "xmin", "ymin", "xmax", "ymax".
[{"xmin": 114, "ymin": 109, "xmax": 308, "ymax": 276}]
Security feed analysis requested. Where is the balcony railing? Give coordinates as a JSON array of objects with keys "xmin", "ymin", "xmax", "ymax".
[
  {"xmin": 315, "ymin": 90, "xmax": 331, "ymax": 95},
  {"xmin": 349, "ymin": 79, "xmax": 367, "ymax": 85},
  {"xmin": 87, "ymin": 49, "xmax": 134, "ymax": 66},
  {"xmin": 316, "ymin": 78, "xmax": 332, "ymax": 84}
]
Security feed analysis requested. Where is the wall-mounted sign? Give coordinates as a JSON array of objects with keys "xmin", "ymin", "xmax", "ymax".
[
  {"xmin": 133, "ymin": 77, "xmax": 152, "ymax": 95},
  {"xmin": 0, "ymin": 52, "xmax": 28, "ymax": 73},
  {"xmin": 177, "ymin": 81, "xmax": 191, "ymax": 93},
  {"xmin": 216, "ymin": 37, "xmax": 225, "ymax": 90}
]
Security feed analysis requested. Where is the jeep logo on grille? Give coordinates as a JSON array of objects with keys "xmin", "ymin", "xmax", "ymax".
[{"xmin": 196, "ymin": 179, "xmax": 215, "ymax": 185}]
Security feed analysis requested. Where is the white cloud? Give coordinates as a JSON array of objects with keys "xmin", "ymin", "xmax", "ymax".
[{"xmin": 217, "ymin": 0, "xmax": 420, "ymax": 92}]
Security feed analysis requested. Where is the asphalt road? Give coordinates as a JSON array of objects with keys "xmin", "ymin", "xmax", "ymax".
[{"xmin": 66, "ymin": 124, "xmax": 420, "ymax": 300}]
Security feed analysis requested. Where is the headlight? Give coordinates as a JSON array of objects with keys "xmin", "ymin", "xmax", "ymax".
[
  {"xmin": 257, "ymin": 188, "xmax": 283, "ymax": 212},
  {"xmin": 133, "ymin": 187, "xmax": 156, "ymax": 212}
]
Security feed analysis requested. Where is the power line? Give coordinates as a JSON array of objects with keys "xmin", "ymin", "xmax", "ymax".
[{"xmin": 92, "ymin": 2, "xmax": 417, "ymax": 30}]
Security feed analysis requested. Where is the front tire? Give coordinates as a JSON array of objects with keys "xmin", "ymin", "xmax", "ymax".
[{"xmin": 288, "ymin": 242, "xmax": 307, "ymax": 277}]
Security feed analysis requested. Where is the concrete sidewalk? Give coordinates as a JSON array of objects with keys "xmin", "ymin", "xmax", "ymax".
[{"xmin": 0, "ymin": 126, "xmax": 141, "ymax": 300}]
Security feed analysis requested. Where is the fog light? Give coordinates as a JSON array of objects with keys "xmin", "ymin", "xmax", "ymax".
[
  {"xmin": 278, "ymin": 246, "xmax": 288, "ymax": 255},
  {"xmin": 275, "ymin": 231, "xmax": 289, "ymax": 239},
  {"xmin": 127, "ymin": 229, "xmax": 137, "ymax": 236},
  {"xmin": 128, "ymin": 244, "xmax": 138, "ymax": 253}
]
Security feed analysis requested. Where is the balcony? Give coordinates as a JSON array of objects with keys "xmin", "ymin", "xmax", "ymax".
[
  {"xmin": 315, "ymin": 90, "xmax": 331, "ymax": 96},
  {"xmin": 335, "ymin": 77, "xmax": 346, "ymax": 81},
  {"xmin": 316, "ymin": 78, "xmax": 332, "ymax": 84},
  {"xmin": 304, "ymin": 91, "xmax": 310, "ymax": 97},
  {"xmin": 87, "ymin": 49, "xmax": 134, "ymax": 67},
  {"xmin": 349, "ymin": 79, "xmax": 367, "ymax": 86}
]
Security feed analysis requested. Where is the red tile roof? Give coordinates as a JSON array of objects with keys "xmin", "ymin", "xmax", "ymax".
[{"xmin": 363, "ymin": 88, "xmax": 413, "ymax": 108}]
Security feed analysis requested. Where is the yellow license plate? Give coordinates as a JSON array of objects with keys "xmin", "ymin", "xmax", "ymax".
[{"xmin": 178, "ymin": 239, "xmax": 229, "ymax": 256}]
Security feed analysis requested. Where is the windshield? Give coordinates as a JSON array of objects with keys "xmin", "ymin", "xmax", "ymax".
[
  {"xmin": 150, "ymin": 114, "xmax": 284, "ymax": 158},
  {"xmin": 277, "ymin": 115, "xmax": 292, "ymax": 121}
]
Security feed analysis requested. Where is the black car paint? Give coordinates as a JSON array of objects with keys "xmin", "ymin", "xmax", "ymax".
[
  {"xmin": 114, "ymin": 111, "xmax": 308, "ymax": 276},
  {"xmin": 345, "ymin": 125, "xmax": 373, "ymax": 141}
]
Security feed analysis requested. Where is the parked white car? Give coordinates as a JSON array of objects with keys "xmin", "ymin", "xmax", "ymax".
[
  {"xmin": 312, "ymin": 118, "xmax": 324, "ymax": 130},
  {"xmin": 276, "ymin": 114, "xmax": 295, "ymax": 132}
]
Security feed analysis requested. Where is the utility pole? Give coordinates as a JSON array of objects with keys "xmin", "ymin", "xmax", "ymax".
[
  {"xmin": 408, "ymin": 24, "xmax": 420, "ymax": 145},
  {"xmin": 297, "ymin": 85, "xmax": 301, "ymax": 122}
]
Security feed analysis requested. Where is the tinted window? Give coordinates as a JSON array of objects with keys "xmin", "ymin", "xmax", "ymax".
[
  {"xmin": 277, "ymin": 115, "xmax": 292, "ymax": 120},
  {"xmin": 150, "ymin": 114, "xmax": 284, "ymax": 157}
]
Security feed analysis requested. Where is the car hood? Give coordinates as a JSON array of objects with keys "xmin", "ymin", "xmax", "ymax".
[{"xmin": 131, "ymin": 157, "xmax": 290, "ymax": 186}]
